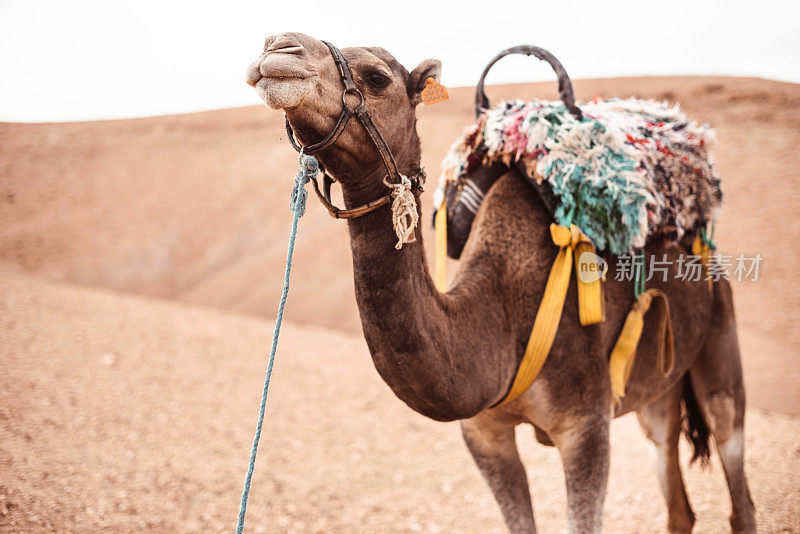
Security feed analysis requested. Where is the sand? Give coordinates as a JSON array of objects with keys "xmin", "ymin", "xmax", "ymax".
[{"xmin": 1, "ymin": 77, "xmax": 799, "ymax": 532}]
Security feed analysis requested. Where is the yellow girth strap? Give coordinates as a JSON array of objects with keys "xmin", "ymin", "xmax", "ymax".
[
  {"xmin": 608, "ymin": 288, "xmax": 675, "ymax": 399},
  {"xmin": 434, "ymin": 204, "xmax": 448, "ymax": 291},
  {"xmin": 692, "ymin": 234, "xmax": 713, "ymax": 292},
  {"xmin": 574, "ymin": 238, "xmax": 605, "ymax": 326},
  {"xmin": 497, "ymin": 223, "xmax": 604, "ymax": 406}
]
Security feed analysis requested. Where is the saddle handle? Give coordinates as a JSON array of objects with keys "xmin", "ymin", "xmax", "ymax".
[{"xmin": 474, "ymin": 45, "xmax": 582, "ymax": 121}]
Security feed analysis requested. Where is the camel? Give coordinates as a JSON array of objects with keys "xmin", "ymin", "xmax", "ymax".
[{"xmin": 246, "ymin": 32, "xmax": 755, "ymax": 533}]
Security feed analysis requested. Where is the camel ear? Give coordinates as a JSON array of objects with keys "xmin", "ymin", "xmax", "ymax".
[{"xmin": 408, "ymin": 59, "xmax": 442, "ymax": 105}]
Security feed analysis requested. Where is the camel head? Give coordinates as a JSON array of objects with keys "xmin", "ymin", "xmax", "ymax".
[{"xmin": 247, "ymin": 32, "xmax": 441, "ymax": 183}]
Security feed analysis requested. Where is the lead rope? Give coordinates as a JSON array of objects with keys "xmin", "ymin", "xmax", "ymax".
[{"xmin": 235, "ymin": 153, "xmax": 318, "ymax": 533}]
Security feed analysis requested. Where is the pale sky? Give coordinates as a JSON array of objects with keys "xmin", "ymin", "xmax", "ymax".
[{"xmin": 1, "ymin": 0, "xmax": 798, "ymax": 122}]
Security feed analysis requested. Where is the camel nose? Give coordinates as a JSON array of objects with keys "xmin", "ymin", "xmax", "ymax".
[
  {"xmin": 246, "ymin": 34, "xmax": 306, "ymax": 87},
  {"xmin": 265, "ymin": 34, "xmax": 306, "ymax": 56},
  {"xmin": 247, "ymin": 32, "xmax": 316, "ymax": 88}
]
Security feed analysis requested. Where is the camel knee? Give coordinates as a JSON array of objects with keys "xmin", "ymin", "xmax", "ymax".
[
  {"xmin": 716, "ymin": 427, "xmax": 744, "ymax": 467},
  {"xmin": 703, "ymin": 391, "xmax": 737, "ymax": 443},
  {"xmin": 637, "ymin": 410, "xmax": 675, "ymax": 446},
  {"xmin": 637, "ymin": 386, "xmax": 682, "ymax": 446}
]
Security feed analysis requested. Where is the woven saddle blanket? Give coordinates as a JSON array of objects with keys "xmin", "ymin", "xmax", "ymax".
[{"xmin": 433, "ymin": 97, "xmax": 722, "ymax": 257}]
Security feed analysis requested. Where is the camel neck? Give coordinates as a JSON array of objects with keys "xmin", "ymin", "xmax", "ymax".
[{"xmin": 338, "ymin": 165, "xmax": 510, "ymax": 421}]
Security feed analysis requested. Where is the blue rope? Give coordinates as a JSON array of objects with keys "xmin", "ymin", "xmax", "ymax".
[{"xmin": 235, "ymin": 154, "xmax": 318, "ymax": 533}]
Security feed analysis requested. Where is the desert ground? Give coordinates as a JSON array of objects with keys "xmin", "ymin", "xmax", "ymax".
[{"xmin": 1, "ymin": 77, "xmax": 799, "ymax": 532}]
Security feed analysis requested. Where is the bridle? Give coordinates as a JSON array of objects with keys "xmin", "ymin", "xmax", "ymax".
[{"xmin": 284, "ymin": 40, "xmax": 425, "ymax": 219}]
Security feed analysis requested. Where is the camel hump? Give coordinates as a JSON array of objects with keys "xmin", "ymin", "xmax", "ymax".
[{"xmin": 434, "ymin": 98, "xmax": 720, "ymax": 257}]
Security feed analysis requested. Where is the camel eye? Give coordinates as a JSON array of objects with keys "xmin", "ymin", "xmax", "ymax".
[{"xmin": 366, "ymin": 71, "xmax": 390, "ymax": 89}]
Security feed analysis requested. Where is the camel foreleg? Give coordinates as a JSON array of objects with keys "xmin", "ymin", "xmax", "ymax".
[
  {"xmin": 550, "ymin": 414, "xmax": 610, "ymax": 534},
  {"xmin": 461, "ymin": 413, "xmax": 536, "ymax": 533}
]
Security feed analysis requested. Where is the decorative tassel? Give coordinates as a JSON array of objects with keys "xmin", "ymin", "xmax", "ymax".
[{"xmin": 384, "ymin": 174, "xmax": 419, "ymax": 250}]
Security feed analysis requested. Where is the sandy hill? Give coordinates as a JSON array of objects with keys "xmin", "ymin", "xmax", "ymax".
[
  {"xmin": 2, "ymin": 77, "xmax": 800, "ymax": 531},
  {"xmin": 1, "ymin": 272, "xmax": 798, "ymax": 532},
  {"xmin": 2, "ymin": 76, "xmax": 799, "ymax": 415}
]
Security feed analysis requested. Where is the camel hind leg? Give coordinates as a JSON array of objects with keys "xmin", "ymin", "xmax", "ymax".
[
  {"xmin": 461, "ymin": 413, "xmax": 536, "ymax": 533},
  {"xmin": 689, "ymin": 279, "xmax": 755, "ymax": 533},
  {"xmin": 637, "ymin": 382, "xmax": 695, "ymax": 533}
]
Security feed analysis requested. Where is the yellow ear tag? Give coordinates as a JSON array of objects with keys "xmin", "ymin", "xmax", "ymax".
[{"xmin": 421, "ymin": 76, "xmax": 449, "ymax": 105}]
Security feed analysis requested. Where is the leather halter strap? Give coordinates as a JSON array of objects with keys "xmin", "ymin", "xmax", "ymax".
[
  {"xmin": 310, "ymin": 174, "xmax": 391, "ymax": 219},
  {"xmin": 284, "ymin": 40, "xmax": 423, "ymax": 219}
]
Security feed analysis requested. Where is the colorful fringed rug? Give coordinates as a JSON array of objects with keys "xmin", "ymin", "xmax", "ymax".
[{"xmin": 434, "ymin": 97, "xmax": 723, "ymax": 254}]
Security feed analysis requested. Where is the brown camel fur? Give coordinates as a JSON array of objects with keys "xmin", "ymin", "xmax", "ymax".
[{"xmin": 247, "ymin": 32, "xmax": 755, "ymax": 533}]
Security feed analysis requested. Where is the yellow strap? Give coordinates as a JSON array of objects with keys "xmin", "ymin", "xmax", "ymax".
[
  {"xmin": 608, "ymin": 288, "xmax": 675, "ymax": 399},
  {"xmin": 574, "ymin": 238, "xmax": 606, "ymax": 326},
  {"xmin": 434, "ymin": 204, "xmax": 448, "ymax": 292},
  {"xmin": 498, "ymin": 224, "xmax": 605, "ymax": 405},
  {"xmin": 692, "ymin": 234, "xmax": 713, "ymax": 293}
]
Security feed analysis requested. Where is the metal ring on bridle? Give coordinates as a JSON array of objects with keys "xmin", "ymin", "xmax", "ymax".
[{"xmin": 342, "ymin": 87, "xmax": 365, "ymax": 108}]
